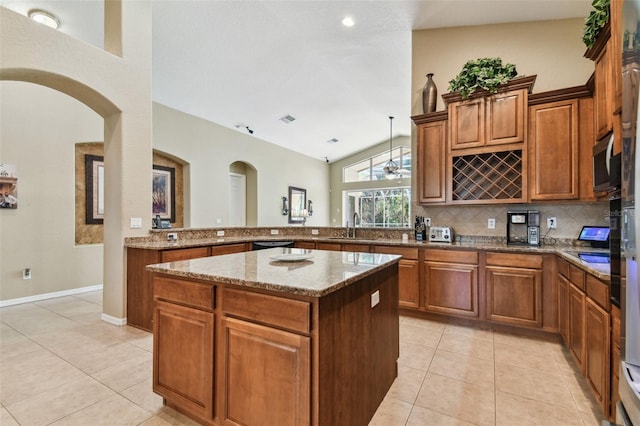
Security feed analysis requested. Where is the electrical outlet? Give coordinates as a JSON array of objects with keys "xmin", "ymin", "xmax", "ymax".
[
  {"xmin": 23, "ymin": 268, "xmax": 31, "ymax": 280},
  {"xmin": 425, "ymin": 218, "xmax": 431, "ymax": 226},
  {"xmin": 371, "ymin": 290, "xmax": 380, "ymax": 308},
  {"xmin": 167, "ymin": 232, "xmax": 178, "ymax": 241},
  {"xmin": 547, "ymin": 217, "xmax": 557, "ymax": 229},
  {"xmin": 216, "ymin": 230, "xmax": 225, "ymax": 237},
  {"xmin": 488, "ymin": 218, "xmax": 496, "ymax": 229},
  {"xmin": 311, "ymin": 229, "xmax": 319, "ymax": 235},
  {"xmin": 270, "ymin": 229, "xmax": 279, "ymax": 235},
  {"xmin": 216, "ymin": 218, "xmax": 222, "ymax": 224}
]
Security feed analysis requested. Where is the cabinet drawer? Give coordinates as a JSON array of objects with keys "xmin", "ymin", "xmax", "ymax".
[
  {"xmin": 374, "ymin": 245, "xmax": 419, "ymax": 260},
  {"xmin": 222, "ymin": 288, "xmax": 310, "ymax": 334},
  {"xmin": 317, "ymin": 242, "xmax": 342, "ymax": 251},
  {"xmin": 211, "ymin": 243, "xmax": 247, "ymax": 256},
  {"xmin": 586, "ymin": 274, "xmax": 609, "ymax": 310},
  {"xmin": 342, "ymin": 243, "xmax": 371, "ymax": 253},
  {"xmin": 154, "ymin": 276, "xmax": 215, "ymax": 310},
  {"xmin": 424, "ymin": 249, "xmax": 478, "ymax": 265},
  {"xmin": 161, "ymin": 247, "xmax": 210, "ymax": 262},
  {"xmin": 569, "ymin": 264, "xmax": 586, "ymax": 290},
  {"xmin": 295, "ymin": 241, "xmax": 316, "ymax": 249},
  {"xmin": 486, "ymin": 252, "xmax": 542, "ymax": 269},
  {"xmin": 557, "ymin": 257, "xmax": 570, "ymax": 278}
]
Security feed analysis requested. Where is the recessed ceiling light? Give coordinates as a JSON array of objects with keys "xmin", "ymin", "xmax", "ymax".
[
  {"xmin": 342, "ymin": 16, "xmax": 354, "ymax": 27},
  {"xmin": 28, "ymin": 9, "xmax": 60, "ymax": 29}
]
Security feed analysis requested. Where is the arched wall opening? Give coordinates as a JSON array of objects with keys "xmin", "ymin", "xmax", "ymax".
[{"xmin": 229, "ymin": 161, "xmax": 257, "ymax": 227}]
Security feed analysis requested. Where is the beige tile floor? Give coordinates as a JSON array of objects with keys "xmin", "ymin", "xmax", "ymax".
[{"xmin": 0, "ymin": 290, "xmax": 605, "ymax": 425}]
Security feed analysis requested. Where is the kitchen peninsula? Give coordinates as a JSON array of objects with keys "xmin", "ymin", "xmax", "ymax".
[{"xmin": 146, "ymin": 248, "xmax": 401, "ymax": 426}]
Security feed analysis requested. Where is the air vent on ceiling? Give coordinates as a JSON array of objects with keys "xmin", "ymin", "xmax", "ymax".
[
  {"xmin": 279, "ymin": 114, "xmax": 296, "ymax": 124},
  {"xmin": 326, "ymin": 138, "xmax": 339, "ymax": 144}
]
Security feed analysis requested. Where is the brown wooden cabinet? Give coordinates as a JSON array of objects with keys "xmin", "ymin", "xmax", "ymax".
[
  {"xmin": 485, "ymin": 252, "xmax": 543, "ymax": 328},
  {"xmin": 585, "ymin": 297, "xmax": 610, "ymax": 415},
  {"xmin": 413, "ymin": 113, "xmax": 447, "ymax": 204},
  {"xmin": 569, "ymin": 282, "xmax": 586, "ymax": 372},
  {"xmin": 154, "ymin": 299, "xmax": 215, "ymax": 421},
  {"xmin": 211, "ymin": 243, "xmax": 248, "ymax": 255},
  {"xmin": 558, "ymin": 274, "xmax": 570, "ymax": 345},
  {"xmin": 374, "ymin": 246, "xmax": 420, "ymax": 309},
  {"xmin": 594, "ymin": 44, "xmax": 613, "ymax": 140},
  {"xmin": 611, "ymin": 304, "xmax": 621, "ymax": 420},
  {"xmin": 528, "ymin": 99, "xmax": 579, "ymax": 201},
  {"xmin": 423, "ymin": 249, "xmax": 479, "ymax": 318},
  {"xmin": 220, "ymin": 317, "xmax": 310, "ymax": 426},
  {"xmin": 295, "ymin": 241, "xmax": 316, "ymax": 250},
  {"xmin": 448, "ymin": 88, "xmax": 527, "ymax": 150}
]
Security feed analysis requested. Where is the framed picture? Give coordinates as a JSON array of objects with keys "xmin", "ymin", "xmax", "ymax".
[
  {"xmin": 85, "ymin": 155, "xmax": 104, "ymax": 224},
  {"xmin": 0, "ymin": 163, "xmax": 19, "ymax": 209},
  {"xmin": 153, "ymin": 165, "xmax": 176, "ymax": 222}
]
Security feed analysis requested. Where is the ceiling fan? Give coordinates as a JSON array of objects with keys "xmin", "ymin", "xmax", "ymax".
[{"xmin": 383, "ymin": 116, "xmax": 411, "ymax": 179}]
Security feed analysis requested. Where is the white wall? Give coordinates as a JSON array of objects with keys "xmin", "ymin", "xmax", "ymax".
[
  {"xmin": 153, "ymin": 103, "xmax": 329, "ymax": 228},
  {"xmin": 0, "ymin": 82, "xmax": 104, "ymax": 301}
]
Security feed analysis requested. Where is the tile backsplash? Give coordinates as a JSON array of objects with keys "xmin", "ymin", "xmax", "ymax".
[{"xmin": 413, "ymin": 202, "xmax": 609, "ymax": 241}]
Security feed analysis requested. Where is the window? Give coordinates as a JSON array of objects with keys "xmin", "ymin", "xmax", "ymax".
[
  {"xmin": 345, "ymin": 188, "xmax": 411, "ymax": 228},
  {"xmin": 343, "ymin": 146, "xmax": 411, "ymax": 183}
]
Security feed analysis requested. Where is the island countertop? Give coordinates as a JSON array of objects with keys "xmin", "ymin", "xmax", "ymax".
[{"xmin": 146, "ymin": 247, "xmax": 402, "ymax": 297}]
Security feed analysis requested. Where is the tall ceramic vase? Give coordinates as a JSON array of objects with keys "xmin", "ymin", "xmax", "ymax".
[{"xmin": 422, "ymin": 73, "xmax": 437, "ymax": 113}]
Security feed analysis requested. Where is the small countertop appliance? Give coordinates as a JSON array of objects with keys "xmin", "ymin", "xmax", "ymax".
[
  {"xmin": 507, "ymin": 210, "xmax": 540, "ymax": 246},
  {"xmin": 429, "ymin": 226, "xmax": 454, "ymax": 243}
]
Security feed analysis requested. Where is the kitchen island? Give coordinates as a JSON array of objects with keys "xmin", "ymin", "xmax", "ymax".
[{"xmin": 146, "ymin": 248, "xmax": 401, "ymax": 426}]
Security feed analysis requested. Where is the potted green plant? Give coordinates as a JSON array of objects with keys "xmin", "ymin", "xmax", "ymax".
[
  {"xmin": 582, "ymin": 0, "xmax": 610, "ymax": 48},
  {"xmin": 447, "ymin": 57, "xmax": 518, "ymax": 100}
]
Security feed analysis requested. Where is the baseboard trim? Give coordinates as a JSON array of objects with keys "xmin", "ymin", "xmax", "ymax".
[
  {"xmin": 101, "ymin": 312, "xmax": 127, "ymax": 326},
  {"xmin": 0, "ymin": 284, "xmax": 104, "ymax": 308}
]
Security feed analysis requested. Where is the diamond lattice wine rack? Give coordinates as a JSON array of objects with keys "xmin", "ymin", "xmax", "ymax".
[{"xmin": 451, "ymin": 149, "xmax": 523, "ymax": 202}]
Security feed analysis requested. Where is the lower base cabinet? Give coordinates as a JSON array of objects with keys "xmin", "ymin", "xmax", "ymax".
[
  {"xmin": 558, "ymin": 274, "xmax": 570, "ymax": 345},
  {"xmin": 423, "ymin": 249, "xmax": 479, "ymax": 318},
  {"xmin": 154, "ymin": 300, "xmax": 215, "ymax": 421},
  {"xmin": 221, "ymin": 317, "xmax": 310, "ymax": 426},
  {"xmin": 585, "ymin": 297, "xmax": 610, "ymax": 414},
  {"xmin": 569, "ymin": 283, "xmax": 586, "ymax": 371}
]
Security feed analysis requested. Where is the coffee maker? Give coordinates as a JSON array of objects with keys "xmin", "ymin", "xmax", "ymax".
[{"xmin": 507, "ymin": 210, "xmax": 541, "ymax": 246}]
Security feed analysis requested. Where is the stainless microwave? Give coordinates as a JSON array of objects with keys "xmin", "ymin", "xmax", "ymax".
[{"xmin": 593, "ymin": 132, "xmax": 615, "ymax": 192}]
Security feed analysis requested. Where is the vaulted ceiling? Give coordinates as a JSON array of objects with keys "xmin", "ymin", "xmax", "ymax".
[{"xmin": 1, "ymin": 0, "xmax": 592, "ymax": 161}]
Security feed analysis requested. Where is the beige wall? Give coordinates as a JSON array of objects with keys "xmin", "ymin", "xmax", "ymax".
[
  {"xmin": 412, "ymin": 18, "xmax": 595, "ymax": 114},
  {"xmin": 410, "ymin": 18, "xmax": 605, "ymax": 239},
  {"xmin": 153, "ymin": 103, "xmax": 329, "ymax": 228}
]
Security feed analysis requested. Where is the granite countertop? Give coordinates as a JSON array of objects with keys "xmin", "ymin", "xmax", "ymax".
[
  {"xmin": 129, "ymin": 233, "xmax": 611, "ymax": 282},
  {"xmin": 146, "ymin": 248, "xmax": 402, "ymax": 297}
]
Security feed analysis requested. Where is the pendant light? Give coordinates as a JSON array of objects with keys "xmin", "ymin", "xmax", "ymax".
[{"xmin": 383, "ymin": 116, "xmax": 399, "ymax": 179}]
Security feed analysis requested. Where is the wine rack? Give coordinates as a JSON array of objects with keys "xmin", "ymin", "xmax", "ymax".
[{"xmin": 451, "ymin": 150, "xmax": 523, "ymax": 202}]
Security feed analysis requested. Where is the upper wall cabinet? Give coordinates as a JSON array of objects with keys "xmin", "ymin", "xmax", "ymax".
[
  {"xmin": 443, "ymin": 76, "xmax": 536, "ymax": 151},
  {"xmin": 412, "ymin": 112, "xmax": 447, "ymax": 204}
]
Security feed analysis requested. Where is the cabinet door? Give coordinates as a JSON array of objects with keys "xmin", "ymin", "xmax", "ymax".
[
  {"xmin": 585, "ymin": 297, "xmax": 610, "ymax": 414},
  {"xmin": 154, "ymin": 300, "xmax": 214, "ymax": 421},
  {"xmin": 416, "ymin": 120, "xmax": 447, "ymax": 203},
  {"xmin": 595, "ymin": 45, "xmax": 613, "ymax": 140},
  {"xmin": 221, "ymin": 317, "xmax": 310, "ymax": 426},
  {"xmin": 486, "ymin": 89, "xmax": 526, "ymax": 146},
  {"xmin": 211, "ymin": 243, "xmax": 247, "ymax": 256},
  {"xmin": 449, "ymin": 98, "xmax": 485, "ymax": 150},
  {"xmin": 424, "ymin": 261, "xmax": 478, "ymax": 318},
  {"xmin": 398, "ymin": 258, "xmax": 420, "ymax": 309},
  {"xmin": 557, "ymin": 274, "xmax": 570, "ymax": 346},
  {"xmin": 161, "ymin": 246, "xmax": 210, "ymax": 262},
  {"xmin": 569, "ymin": 283, "xmax": 586, "ymax": 372},
  {"xmin": 528, "ymin": 100, "xmax": 579, "ymax": 201},
  {"xmin": 486, "ymin": 266, "xmax": 542, "ymax": 328}
]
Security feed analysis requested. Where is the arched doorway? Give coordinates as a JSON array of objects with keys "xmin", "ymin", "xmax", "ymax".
[{"xmin": 229, "ymin": 161, "xmax": 257, "ymax": 226}]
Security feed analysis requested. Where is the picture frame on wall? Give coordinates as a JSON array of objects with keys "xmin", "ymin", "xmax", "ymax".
[
  {"xmin": 0, "ymin": 163, "xmax": 19, "ymax": 209},
  {"xmin": 152, "ymin": 165, "xmax": 176, "ymax": 223},
  {"xmin": 85, "ymin": 154, "xmax": 104, "ymax": 224}
]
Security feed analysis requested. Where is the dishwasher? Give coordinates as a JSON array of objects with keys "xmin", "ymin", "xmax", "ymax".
[{"xmin": 251, "ymin": 241, "xmax": 295, "ymax": 250}]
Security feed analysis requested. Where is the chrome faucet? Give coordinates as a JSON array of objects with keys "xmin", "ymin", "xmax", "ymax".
[{"xmin": 352, "ymin": 212, "xmax": 359, "ymax": 238}]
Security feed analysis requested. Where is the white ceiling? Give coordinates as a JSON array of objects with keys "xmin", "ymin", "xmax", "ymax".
[{"xmin": 1, "ymin": 0, "xmax": 592, "ymax": 162}]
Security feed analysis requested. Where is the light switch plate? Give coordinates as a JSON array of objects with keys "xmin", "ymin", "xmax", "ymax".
[
  {"xmin": 130, "ymin": 217, "xmax": 142, "ymax": 229},
  {"xmin": 311, "ymin": 229, "xmax": 319, "ymax": 235},
  {"xmin": 488, "ymin": 218, "xmax": 496, "ymax": 229},
  {"xmin": 270, "ymin": 229, "xmax": 279, "ymax": 235}
]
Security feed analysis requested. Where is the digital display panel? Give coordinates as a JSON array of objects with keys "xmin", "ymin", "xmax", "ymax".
[{"xmin": 577, "ymin": 226, "xmax": 610, "ymax": 242}]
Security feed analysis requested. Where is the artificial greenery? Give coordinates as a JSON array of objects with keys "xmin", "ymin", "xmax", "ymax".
[
  {"xmin": 582, "ymin": 0, "xmax": 610, "ymax": 48},
  {"xmin": 448, "ymin": 58, "xmax": 518, "ymax": 100}
]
